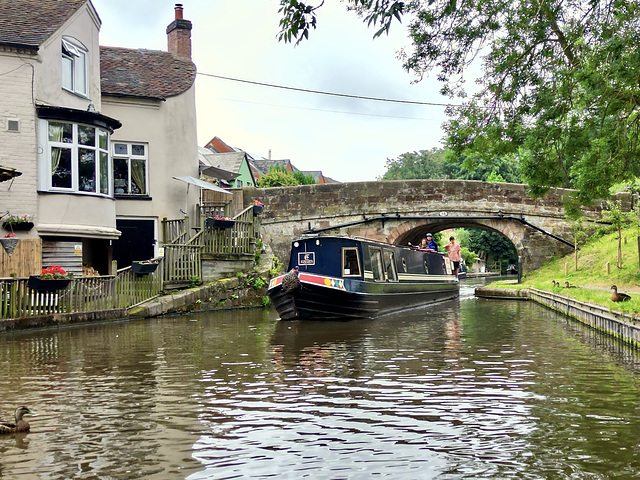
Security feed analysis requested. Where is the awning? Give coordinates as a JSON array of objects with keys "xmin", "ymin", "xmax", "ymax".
[
  {"xmin": 173, "ymin": 176, "xmax": 232, "ymax": 194},
  {"xmin": 199, "ymin": 165, "xmax": 240, "ymax": 181},
  {"xmin": 0, "ymin": 166, "xmax": 22, "ymax": 182}
]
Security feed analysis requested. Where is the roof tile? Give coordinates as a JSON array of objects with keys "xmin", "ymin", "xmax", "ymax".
[
  {"xmin": 0, "ymin": 0, "xmax": 87, "ymax": 49},
  {"xmin": 100, "ymin": 46, "xmax": 196, "ymax": 100}
]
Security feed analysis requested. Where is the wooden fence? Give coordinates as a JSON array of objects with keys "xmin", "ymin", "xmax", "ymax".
[
  {"xmin": 0, "ymin": 202, "xmax": 260, "ymax": 319},
  {"xmin": 0, "ymin": 260, "xmax": 163, "ymax": 319},
  {"xmin": 0, "ymin": 238, "xmax": 42, "ymax": 278}
]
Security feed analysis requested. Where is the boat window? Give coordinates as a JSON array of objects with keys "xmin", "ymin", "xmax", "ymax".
[
  {"xmin": 369, "ymin": 247, "xmax": 385, "ymax": 281},
  {"xmin": 342, "ymin": 247, "xmax": 361, "ymax": 276},
  {"xmin": 383, "ymin": 250, "xmax": 398, "ymax": 282}
]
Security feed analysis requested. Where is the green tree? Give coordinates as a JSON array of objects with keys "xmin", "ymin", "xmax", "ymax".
[
  {"xmin": 603, "ymin": 200, "xmax": 638, "ymax": 269},
  {"xmin": 467, "ymin": 229, "xmax": 518, "ymax": 272},
  {"xmin": 278, "ymin": 0, "xmax": 640, "ymax": 204},
  {"xmin": 380, "ymin": 148, "xmax": 521, "ymax": 183},
  {"xmin": 257, "ymin": 166, "xmax": 316, "ymax": 187}
]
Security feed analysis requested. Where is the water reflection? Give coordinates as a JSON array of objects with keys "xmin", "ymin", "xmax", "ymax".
[{"xmin": 0, "ymin": 288, "xmax": 639, "ymax": 479}]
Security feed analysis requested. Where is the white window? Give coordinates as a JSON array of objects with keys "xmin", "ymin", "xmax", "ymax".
[
  {"xmin": 112, "ymin": 142, "xmax": 148, "ymax": 195},
  {"xmin": 44, "ymin": 120, "xmax": 110, "ymax": 195},
  {"xmin": 62, "ymin": 37, "xmax": 87, "ymax": 96}
]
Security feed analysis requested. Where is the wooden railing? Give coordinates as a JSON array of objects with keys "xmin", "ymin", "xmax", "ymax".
[
  {"xmin": 0, "ymin": 262, "xmax": 163, "ymax": 319},
  {"xmin": 161, "ymin": 217, "xmax": 188, "ymax": 245},
  {"xmin": 200, "ymin": 205, "xmax": 257, "ymax": 255},
  {"xmin": 162, "ymin": 244, "xmax": 202, "ymax": 284}
]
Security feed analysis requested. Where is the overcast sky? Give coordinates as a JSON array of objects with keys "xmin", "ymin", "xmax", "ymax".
[{"xmin": 92, "ymin": 0, "xmax": 453, "ymax": 182}]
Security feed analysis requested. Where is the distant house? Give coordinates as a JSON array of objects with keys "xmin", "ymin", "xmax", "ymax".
[
  {"xmin": 251, "ymin": 158, "xmax": 339, "ymax": 184},
  {"xmin": 0, "ymin": 1, "xmax": 199, "ymax": 275},
  {"xmin": 200, "ymin": 151, "xmax": 257, "ymax": 188}
]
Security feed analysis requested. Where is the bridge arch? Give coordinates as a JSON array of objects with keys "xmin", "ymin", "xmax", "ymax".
[{"xmin": 242, "ymin": 180, "xmax": 632, "ymax": 274}]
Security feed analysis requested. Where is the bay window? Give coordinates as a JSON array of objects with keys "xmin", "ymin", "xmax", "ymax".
[{"xmin": 46, "ymin": 121, "xmax": 111, "ymax": 195}]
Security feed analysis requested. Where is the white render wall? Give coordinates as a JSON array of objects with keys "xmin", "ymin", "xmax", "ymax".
[
  {"xmin": 102, "ymin": 84, "xmax": 199, "ymax": 237},
  {"xmin": 0, "ymin": 50, "xmax": 40, "ymax": 236}
]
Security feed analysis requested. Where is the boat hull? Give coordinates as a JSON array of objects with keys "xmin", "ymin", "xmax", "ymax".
[{"xmin": 269, "ymin": 272, "xmax": 459, "ymax": 320}]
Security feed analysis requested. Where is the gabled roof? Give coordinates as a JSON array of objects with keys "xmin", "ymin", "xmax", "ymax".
[
  {"xmin": 205, "ymin": 136, "xmax": 237, "ymax": 153},
  {"xmin": 251, "ymin": 159, "xmax": 298, "ymax": 175},
  {"xmin": 100, "ymin": 46, "xmax": 196, "ymax": 101},
  {"xmin": 201, "ymin": 151, "xmax": 248, "ymax": 175},
  {"xmin": 0, "ymin": 0, "xmax": 89, "ymax": 50}
]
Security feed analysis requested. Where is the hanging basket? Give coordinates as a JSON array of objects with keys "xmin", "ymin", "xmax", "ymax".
[
  {"xmin": 131, "ymin": 261, "xmax": 159, "ymax": 275},
  {"xmin": 28, "ymin": 275, "xmax": 71, "ymax": 292},
  {"xmin": 252, "ymin": 205, "xmax": 264, "ymax": 216},
  {"xmin": 205, "ymin": 218, "xmax": 235, "ymax": 229},
  {"xmin": 0, "ymin": 238, "xmax": 18, "ymax": 256},
  {"xmin": 2, "ymin": 221, "xmax": 34, "ymax": 232}
]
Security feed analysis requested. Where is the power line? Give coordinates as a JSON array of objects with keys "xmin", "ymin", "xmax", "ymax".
[
  {"xmin": 197, "ymin": 71, "xmax": 458, "ymax": 107},
  {"xmin": 219, "ymin": 97, "xmax": 438, "ymax": 120}
]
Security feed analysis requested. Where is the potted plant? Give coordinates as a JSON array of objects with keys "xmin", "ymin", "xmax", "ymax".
[
  {"xmin": 205, "ymin": 215, "xmax": 236, "ymax": 229},
  {"xmin": 131, "ymin": 259, "xmax": 159, "ymax": 275},
  {"xmin": 28, "ymin": 265, "xmax": 71, "ymax": 291},
  {"xmin": 2, "ymin": 214, "xmax": 34, "ymax": 232},
  {"xmin": 253, "ymin": 200, "xmax": 264, "ymax": 216},
  {"xmin": 0, "ymin": 233, "xmax": 18, "ymax": 256}
]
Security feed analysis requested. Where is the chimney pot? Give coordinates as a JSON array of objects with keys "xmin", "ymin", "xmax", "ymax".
[{"xmin": 175, "ymin": 4, "xmax": 183, "ymax": 19}]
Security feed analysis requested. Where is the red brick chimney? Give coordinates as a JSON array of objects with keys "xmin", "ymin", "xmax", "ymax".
[{"xmin": 167, "ymin": 4, "xmax": 192, "ymax": 60}]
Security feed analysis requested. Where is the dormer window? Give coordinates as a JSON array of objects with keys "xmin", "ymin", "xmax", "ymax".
[{"xmin": 62, "ymin": 37, "xmax": 87, "ymax": 96}]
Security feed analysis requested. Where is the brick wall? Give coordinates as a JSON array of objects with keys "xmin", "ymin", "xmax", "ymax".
[{"xmin": 0, "ymin": 53, "xmax": 38, "ymax": 231}]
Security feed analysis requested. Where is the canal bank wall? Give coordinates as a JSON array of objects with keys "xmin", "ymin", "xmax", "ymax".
[
  {"xmin": 475, "ymin": 286, "xmax": 640, "ymax": 349},
  {"xmin": 0, "ymin": 273, "xmax": 270, "ymax": 333}
]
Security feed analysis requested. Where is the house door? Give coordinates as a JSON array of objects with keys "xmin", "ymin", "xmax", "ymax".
[{"xmin": 113, "ymin": 219, "xmax": 155, "ymax": 269}]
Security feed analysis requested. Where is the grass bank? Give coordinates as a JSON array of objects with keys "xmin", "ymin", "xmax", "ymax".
[{"xmin": 496, "ymin": 225, "xmax": 640, "ymax": 315}]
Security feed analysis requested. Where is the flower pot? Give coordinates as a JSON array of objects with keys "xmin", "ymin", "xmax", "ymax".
[
  {"xmin": 28, "ymin": 275, "xmax": 71, "ymax": 292},
  {"xmin": 252, "ymin": 205, "xmax": 264, "ymax": 216},
  {"xmin": 131, "ymin": 261, "xmax": 159, "ymax": 274},
  {"xmin": 0, "ymin": 238, "xmax": 18, "ymax": 256},
  {"xmin": 2, "ymin": 221, "xmax": 34, "ymax": 231},
  {"xmin": 205, "ymin": 218, "xmax": 235, "ymax": 229}
]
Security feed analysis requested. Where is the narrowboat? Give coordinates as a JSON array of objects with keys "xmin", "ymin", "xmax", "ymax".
[{"xmin": 268, "ymin": 235, "xmax": 459, "ymax": 320}]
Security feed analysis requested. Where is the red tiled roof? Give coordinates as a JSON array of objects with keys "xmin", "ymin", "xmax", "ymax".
[
  {"xmin": 100, "ymin": 46, "xmax": 196, "ymax": 101},
  {"xmin": 0, "ymin": 0, "xmax": 88, "ymax": 49}
]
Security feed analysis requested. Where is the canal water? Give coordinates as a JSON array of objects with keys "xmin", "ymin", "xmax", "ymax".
[{"xmin": 1, "ymin": 279, "xmax": 639, "ymax": 479}]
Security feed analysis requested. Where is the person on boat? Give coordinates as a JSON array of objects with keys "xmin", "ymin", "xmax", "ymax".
[
  {"xmin": 425, "ymin": 233, "xmax": 438, "ymax": 251},
  {"xmin": 444, "ymin": 236, "xmax": 462, "ymax": 280}
]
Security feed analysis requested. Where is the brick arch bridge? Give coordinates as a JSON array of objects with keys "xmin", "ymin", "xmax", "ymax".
[{"xmin": 243, "ymin": 180, "xmax": 633, "ymax": 274}]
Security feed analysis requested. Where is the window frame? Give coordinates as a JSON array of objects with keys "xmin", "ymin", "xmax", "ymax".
[
  {"xmin": 342, "ymin": 247, "xmax": 362, "ymax": 277},
  {"xmin": 61, "ymin": 36, "xmax": 88, "ymax": 96},
  {"xmin": 112, "ymin": 142, "xmax": 149, "ymax": 196}
]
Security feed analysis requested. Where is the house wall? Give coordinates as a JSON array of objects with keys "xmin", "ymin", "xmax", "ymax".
[
  {"xmin": 0, "ymin": 51, "xmax": 39, "ymax": 230},
  {"xmin": 102, "ymin": 84, "xmax": 199, "ymax": 245},
  {"xmin": 34, "ymin": 4, "xmax": 102, "ymax": 111}
]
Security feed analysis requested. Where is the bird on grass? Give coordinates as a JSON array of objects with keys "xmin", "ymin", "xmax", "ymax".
[
  {"xmin": 552, "ymin": 280, "xmax": 559, "ymax": 287},
  {"xmin": 564, "ymin": 281, "xmax": 576, "ymax": 288},
  {"xmin": 0, "ymin": 406, "xmax": 32, "ymax": 433},
  {"xmin": 611, "ymin": 285, "xmax": 631, "ymax": 303}
]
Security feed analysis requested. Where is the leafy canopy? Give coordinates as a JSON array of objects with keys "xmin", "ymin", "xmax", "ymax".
[
  {"xmin": 257, "ymin": 166, "xmax": 316, "ymax": 187},
  {"xmin": 379, "ymin": 147, "xmax": 521, "ymax": 183},
  {"xmin": 278, "ymin": 0, "xmax": 640, "ymax": 204}
]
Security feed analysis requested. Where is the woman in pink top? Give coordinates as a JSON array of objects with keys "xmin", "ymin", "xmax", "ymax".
[{"xmin": 444, "ymin": 236, "xmax": 462, "ymax": 280}]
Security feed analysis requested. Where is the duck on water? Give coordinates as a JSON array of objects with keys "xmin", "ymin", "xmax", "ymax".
[
  {"xmin": 0, "ymin": 406, "xmax": 32, "ymax": 433},
  {"xmin": 268, "ymin": 235, "xmax": 459, "ymax": 320}
]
